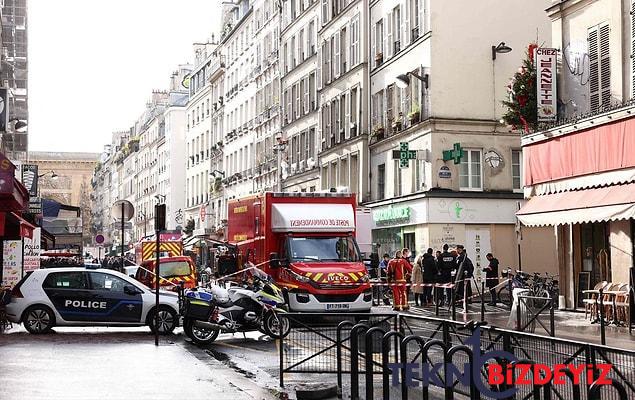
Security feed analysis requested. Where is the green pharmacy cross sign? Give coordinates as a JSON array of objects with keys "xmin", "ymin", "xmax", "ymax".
[
  {"xmin": 392, "ymin": 142, "xmax": 418, "ymax": 168},
  {"xmin": 443, "ymin": 143, "xmax": 464, "ymax": 165}
]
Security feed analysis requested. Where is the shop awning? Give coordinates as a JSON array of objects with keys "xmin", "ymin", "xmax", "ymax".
[
  {"xmin": 517, "ymin": 183, "xmax": 635, "ymax": 227},
  {"xmin": 11, "ymin": 212, "xmax": 36, "ymax": 239}
]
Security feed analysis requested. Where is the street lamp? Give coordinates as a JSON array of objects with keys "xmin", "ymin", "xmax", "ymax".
[
  {"xmin": 491, "ymin": 41, "xmax": 513, "ymax": 121},
  {"xmin": 9, "ymin": 118, "xmax": 27, "ymax": 132},
  {"xmin": 491, "ymin": 42, "xmax": 512, "ymax": 60},
  {"xmin": 211, "ymin": 170, "xmax": 225, "ymax": 178},
  {"xmin": 395, "ymin": 72, "xmax": 429, "ymax": 90}
]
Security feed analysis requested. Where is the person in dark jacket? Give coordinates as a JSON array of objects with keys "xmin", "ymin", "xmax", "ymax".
[
  {"xmin": 455, "ymin": 245, "xmax": 474, "ymax": 302},
  {"xmin": 421, "ymin": 248, "xmax": 437, "ymax": 305},
  {"xmin": 483, "ymin": 253, "xmax": 500, "ymax": 305},
  {"xmin": 437, "ymin": 244, "xmax": 456, "ymax": 305}
]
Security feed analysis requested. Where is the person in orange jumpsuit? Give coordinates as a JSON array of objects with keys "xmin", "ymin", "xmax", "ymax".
[{"xmin": 387, "ymin": 250, "xmax": 412, "ymax": 311}]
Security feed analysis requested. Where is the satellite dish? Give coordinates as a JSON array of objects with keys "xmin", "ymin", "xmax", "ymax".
[
  {"xmin": 307, "ymin": 157, "xmax": 316, "ymax": 168},
  {"xmin": 111, "ymin": 200, "xmax": 135, "ymax": 221}
]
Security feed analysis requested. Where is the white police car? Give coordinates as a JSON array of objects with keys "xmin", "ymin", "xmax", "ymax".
[{"xmin": 6, "ymin": 267, "xmax": 180, "ymax": 334}]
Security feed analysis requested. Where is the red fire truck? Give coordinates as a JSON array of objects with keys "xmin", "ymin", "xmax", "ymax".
[{"xmin": 227, "ymin": 192, "xmax": 372, "ymax": 312}]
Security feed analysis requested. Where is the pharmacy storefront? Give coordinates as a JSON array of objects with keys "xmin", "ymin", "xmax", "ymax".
[{"xmin": 370, "ymin": 195, "xmax": 523, "ymax": 270}]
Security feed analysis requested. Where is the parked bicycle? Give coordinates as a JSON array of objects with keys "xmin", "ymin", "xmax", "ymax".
[
  {"xmin": 529, "ymin": 272, "xmax": 559, "ymax": 308},
  {"xmin": 497, "ymin": 268, "xmax": 530, "ymax": 309}
]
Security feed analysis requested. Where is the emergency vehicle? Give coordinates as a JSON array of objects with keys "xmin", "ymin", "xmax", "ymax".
[
  {"xmin": 133, "ymin": 237, "xmax": 197, "ymax": 291},
  {"xmin": 5, "ymin": 268, "xmax": 180, "ymax": 334},
  {"xmin": 227, "ymin": 192, "xmax": 372, "ymax": 312},
  {"xmin": 135, "ymin": 239, "xmax": 182, "ymax": 263}
]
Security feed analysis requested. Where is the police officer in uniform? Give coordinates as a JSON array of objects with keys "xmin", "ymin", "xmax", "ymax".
[{"xmin": 437, "ymin": 244, "xmax": 456, "ymax": 305}]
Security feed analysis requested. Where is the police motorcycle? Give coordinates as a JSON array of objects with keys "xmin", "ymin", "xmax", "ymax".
[{"xmin": 182, "ymin": 268, "xmax": 290, "ymax": 345}]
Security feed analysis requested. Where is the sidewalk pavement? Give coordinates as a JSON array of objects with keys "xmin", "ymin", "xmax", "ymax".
[
  {"xmin": 0, "ymin": 326, "xmax": 279, "ymax": 400},
  {"xmin": 403, "ymin": 303, "xmax": 635, "ymax": 350}
]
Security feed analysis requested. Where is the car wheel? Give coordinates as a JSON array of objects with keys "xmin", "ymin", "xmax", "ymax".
[
  {"xmin": 263, "ymin": 311, "xmax": 290, "ymax": 339},
  {"xmin": 183, "ymin": 318, "xmax": 219, "ymax": 345},
  {"xmin": 148, "ymin": 306, "xmax": 177, "ymax": 335},
  {"xmin": 23, "ymin": 305, "xmax": 55, "ymax": 334}
]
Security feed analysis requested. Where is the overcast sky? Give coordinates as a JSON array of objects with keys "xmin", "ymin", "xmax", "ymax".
[{"xmin": 28, "ymin": 0, "xmax": 221, "ymax": 153}]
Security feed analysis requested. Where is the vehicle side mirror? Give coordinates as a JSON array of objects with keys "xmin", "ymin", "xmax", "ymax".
[
  {"xmin": 124, "ymin": 285, "xmax": 141, "ymax": 295},
  {"xmin": 269, "ymin": 252, "xmax": 280, "ymax": 268}
]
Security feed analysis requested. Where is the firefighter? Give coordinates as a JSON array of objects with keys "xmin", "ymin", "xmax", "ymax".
[{"xmin": 387, "ymin": 250, "xmax": 412, "ymax": 311}]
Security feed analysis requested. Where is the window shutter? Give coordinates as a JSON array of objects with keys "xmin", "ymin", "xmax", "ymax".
[
  {"xmin": 345, "ymin": 92, "xmax": 351, "ymax": 139},
  {"xmin": 404, "ymin": 2, "xmax": 410, "ymax": 46},
  {"xmin": 371, "ymin": 21, "xmax": 376, "ymax": 62},
  {"xmin": 317, "ymin": 43, "xmax": 323, "ymax": 89},
  {"xmin": 386, "ymin": 14, "xmax": 392, "ymax": 58},
  {"xmin": 599, "ymin": 23, "xmax": 611, "ymax": 107},
  {"xmin": 304, "ymin": 77, "xmax": 310, "ymax": 114},
  {"xmin": 334, "ymin": 32, "xmax": 340, "ymax": 78},
  {"xmin": 418, "ymin": 0, "xmax": 425, "ymax": 34},
  {"xmin": 588, "ymin": 27, "xmax": 599, "ymax": 111}
]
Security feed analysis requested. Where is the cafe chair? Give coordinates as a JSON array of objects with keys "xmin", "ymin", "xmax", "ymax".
[
  {"xmin": 615, "ymin": 284, "xmax": 630, "ymax": 327},
  {"xmin": 583, "ymin": 281, "xmax": 608, "ymax": 321}
]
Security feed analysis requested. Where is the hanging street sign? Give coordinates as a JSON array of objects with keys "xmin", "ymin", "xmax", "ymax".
[
  {"xmin": 443, "ymin": 143, "xmax": 464, "ymax": 165},
  {"xmin": 392, "ymin": 142, "xmax": 418, "ymax": 169},
  {"xmin": 536, "ymin": 47, "xmax": 557, "ymax": 122}
]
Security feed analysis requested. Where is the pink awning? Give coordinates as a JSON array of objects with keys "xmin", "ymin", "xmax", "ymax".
[
  {"xmin": 524, "ymin": 116, "xmax": 635, "ymax": 186},
  {"xmin": 517, "ymin": 183, "xmax": 635, "ymax": 226}
]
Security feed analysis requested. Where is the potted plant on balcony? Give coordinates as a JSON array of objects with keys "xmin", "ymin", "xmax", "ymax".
[
  {"xmin": 375, "ymin": 52, "xmax": 383, "ymax": 66},
  {"xmin": 392, "ymin": 114, "xmax": 403, "ymax": 132},
  {"xmin": 408, "ymin": 103, "xmax": 421, "ymax": 125},
  {"xmin": 372, "ymin": 124, "xmax": 385, "ymax": 141}
]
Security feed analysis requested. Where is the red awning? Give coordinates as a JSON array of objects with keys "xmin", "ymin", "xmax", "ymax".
[
  {"xmin": 0, "ymin": 152, "xmax": 29, "ymax": 212},
  {"xmin": 10, "ymin": 212, "xmax": 36, "ymax": 239},
  {"xmin": 517, "ymin": 183, "xmax": 635, "ymax": 226}
]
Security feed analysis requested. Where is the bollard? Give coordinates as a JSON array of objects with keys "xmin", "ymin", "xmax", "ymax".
[
  {"xmin": 599, "ymin": 288, "xmax": 606, "ymax": 345},
  {"xmin": 481, "ymin": 280, "xmax": 486, "ymax": 322}
]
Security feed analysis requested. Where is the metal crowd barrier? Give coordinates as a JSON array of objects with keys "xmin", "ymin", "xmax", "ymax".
[{"xmin": 278, "ymin": 312, "xmax": 634, "ymax": 400}]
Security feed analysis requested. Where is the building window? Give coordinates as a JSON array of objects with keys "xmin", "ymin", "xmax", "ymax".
[
  {"xmin": 394, "ymin": 160, "xmax": 403, "ymax": 196},
  {"xmin": 340, "ymin": 27, "xmax": 347, "ymax": 74},
  {"xmin": 512, "ymin": 150, "xmax": 523, "ymax": 191},
  {"xmin": 350, "ymin": 153, "xmax": 358, "ymax": 196},
  {"xmin": 309, "ymin": 72, "xmax": 317, "ymax": 110},
  {"xmin": 377, "ymin": 164, "xmax": 386, "ymax": 200},
  {"xmin": 330, "ymin": 161, "xmax": 338, "ymax": 189},
  {"xmin": 308, "ymin": 20, "xmax": 316, "ymax": 55},
  {"xmin": 393, "ymin": 6, "xmax": 401, "ymax": 54},
  {"xmin": 414, "ymin": 159, "xmax": 425, "ymax": 192},
  {"xmin": 410, "ymin": 0, "xmax": 419, "ymax": 41},
  {"xmin": 374, "ymin": 20, "xmax": 384, "ymax": 65},
  {"xmin": 350, "ymin": 16, "xmax": 359, "ymax": 67},
  {"xmin": 459, "ymin": 149, "xmax": 482, "ymax": 190}
]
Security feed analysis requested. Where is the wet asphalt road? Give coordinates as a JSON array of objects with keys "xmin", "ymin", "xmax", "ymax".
[{"xmin": 0, "ymin": 325, "xmax": 280, "ymax": 400}]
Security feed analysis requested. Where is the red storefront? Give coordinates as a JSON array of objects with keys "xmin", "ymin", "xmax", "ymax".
[
  {"xmin": 0, "ymin": 152, "xmax": 35, "ymax": 287},
  {"xmin": 518, "ymin": 110, "xmax": 635, "ymax": 309}
]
